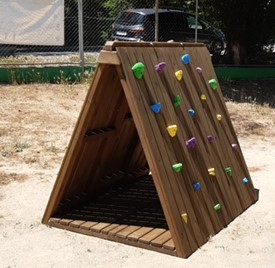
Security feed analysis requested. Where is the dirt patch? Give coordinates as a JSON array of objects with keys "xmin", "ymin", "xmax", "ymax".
[
  {"xmin": 0, "ymin": 83, "xmax": 88, "ymax": 186},
  {"xmin": 0, "ymin": 172, "xmax": 28, "ymax": 186},
  {"xmin": 1, "ymin": 81, "xmax": 275, "ymax": 186}
]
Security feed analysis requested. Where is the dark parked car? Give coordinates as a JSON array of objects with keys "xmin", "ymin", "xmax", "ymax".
[{"xmin": 112, "ymin": 8, "xmax": 226, "ymax": 56}]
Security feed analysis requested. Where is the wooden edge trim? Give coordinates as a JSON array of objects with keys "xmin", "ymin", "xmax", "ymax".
[
  {"xmin": 97, "ymin": 51, "xmax": 121, "ymax": 65},
  {"xmin": 104, "ymin": 41, "xmax": 206, "ymax": 51}
]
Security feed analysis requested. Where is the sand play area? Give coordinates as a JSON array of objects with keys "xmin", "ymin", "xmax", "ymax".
[{"xmin": 1, "ymin": 82, "xmax": 275, "ymax": 267}]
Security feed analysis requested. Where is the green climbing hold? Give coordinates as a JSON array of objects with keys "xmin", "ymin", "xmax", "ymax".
[
  {"xmin": 174, "ymin": 95, "xmax": 181, "ymax": 107},
  {"xmin": 209, "ymin": 79, "xmax": 218, "ymax": 90},
  {"xmin": 132, "ymin": 62, "xmax": 145, "ymax": 79},
  {"xmin": 225, "ymin": 167, "xmax": 232, "ymax": 176},
  {"xmin": 214, "ymin": 203, "xmax": 222, "ymax": 211},
  {"xmin": 172, "ymin": 163, "xmax": 183, "ymax": 172}
]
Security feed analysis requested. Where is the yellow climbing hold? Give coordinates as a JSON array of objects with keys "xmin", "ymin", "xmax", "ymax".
[
  {"xmin": 175, "ymin": 70, "xmax": 183, "ymax": 81},
  {"xmin": 208, "ymin": 168, "xmax": 215, "ymax": 176},
  {"xmin": 181, "ymin": 213, "xmax": 188, "ymax": 224},
  {"xmin": 201, "ymin": 94, "xmax": 207, "ymax": 101},
  {"xmin": 217, "ymin": 114, "xmax": 222, "ymax": 121},
  {"xmin": 167, "ymin": 125, "xmax": 178, "ymax": 137}
]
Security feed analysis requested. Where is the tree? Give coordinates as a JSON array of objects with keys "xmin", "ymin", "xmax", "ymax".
[{"xmin": 199, "ymin": 0, "xmax": 275, "ymax": 63}]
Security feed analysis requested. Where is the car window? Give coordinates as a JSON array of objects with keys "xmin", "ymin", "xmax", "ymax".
[
  {"xmin": 186, "ymin": 14, "xmax": 203, "ymax": 30},
  {"xmin": 159, "ymin": 12, "xmax": 187, "ymax": 31},
  {"xmin": 115, "ymin": 11, "xmax": 144, "ymax": 25}
]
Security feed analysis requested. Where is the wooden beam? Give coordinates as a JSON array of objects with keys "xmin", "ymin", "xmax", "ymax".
[{"xmin": 97, "ymin": 51, "xmax": 121, "ymax": 65}]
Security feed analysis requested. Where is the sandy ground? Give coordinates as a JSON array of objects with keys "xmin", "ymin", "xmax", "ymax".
[{"xmin": 1, "ymin": 83, "xmax": 275, "ymax": 268}]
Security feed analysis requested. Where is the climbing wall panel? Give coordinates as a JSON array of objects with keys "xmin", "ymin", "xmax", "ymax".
[
  {"xmin": 42, "ymin": 42, "xmax": 258, "ymax": 259},
  {"xmin": 115, "ymin": 43, "xmax": 258, "ymax": 257}
]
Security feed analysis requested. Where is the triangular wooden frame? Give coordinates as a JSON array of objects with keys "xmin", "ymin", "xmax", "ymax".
[{"xmin": 42, "ymin": 42, "xmax": 258, "ymax": 258}]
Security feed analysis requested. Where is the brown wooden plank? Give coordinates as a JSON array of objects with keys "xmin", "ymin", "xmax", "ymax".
[
  {"xmin": 104, "ymin": 41, "xmax": 205, "ymax": 51},
  {"xmin": 127, "ymin": 226, "xmax": 154, "ymax": 242},
  {"xmin": 70, "ymin": 220, "xmax": 86, "ymax": 228},
  {"xmin": 59, "ymin": 219, "xmax": 73, "ymax": 226},
  {"xmin": 112, "ymin": 41, "xmax": 205, "ymax": 49},
  {"xmin": 91, "ymin": 222, "xmax": 111, "ymax": 233},
  {"xmin": 101, "ymin": 224, "xmax": 120, "ymax": 235},
  {"xmin": 139, "ymin": 228, "xmax": 167, "ymax": 244},
  {"xmin": 116, "ymin": 225, "xmax": 141, "ymax": 239},
  {"xmin": 150, "ymin": 230, "xmax": 172, "ymax": 247},
  {"xmin": 79, "ymin": 221, "xmax": 99, "ymax": 230},
  {"xmin": 97, "ymin": 51, "xmax": 121, "ymax": 65},
  {"xmin": 163, "ymin": 239, "xmax": 175, "ymax": 250},
  {"xmin": 108, "ymin": 225, "xmax": 128, "ymax": 236},
  {"xmin": 48, "ymin": 218, "xmax": 61, "ymax": 224}
]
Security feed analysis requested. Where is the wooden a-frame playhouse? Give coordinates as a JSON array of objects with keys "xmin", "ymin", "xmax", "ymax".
[{"xmin": 42, "ymin": 42, "xmax": 258, "ymax": 258}]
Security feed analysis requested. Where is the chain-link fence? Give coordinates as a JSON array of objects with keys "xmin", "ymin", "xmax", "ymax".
[{"xmin": 0, "ymin": 0, "xmax": 226, "ymax": 68}]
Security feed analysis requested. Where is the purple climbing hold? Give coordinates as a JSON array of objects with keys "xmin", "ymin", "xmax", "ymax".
[
  {"xmin": 207, "ymin": 135, "xmax": 215, "ymax": 143},
  {"xmin": 196, "ymin": 67, "xmax": 202, "ymax": 74},
  {"xmin": 186, "ymin": 137, "xmax": 197, "ymax": 150},
  {"xmin": 232, "ymin": 144, "xmax": 238, "ymax": 150},
  {"xmin": 155, "ymin": 62, "xmax": 167, "ymax": 74}
]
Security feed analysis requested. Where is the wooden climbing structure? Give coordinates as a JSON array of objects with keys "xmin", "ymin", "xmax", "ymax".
[{"xmin": 42, "ymin": 41, "xmax": 258, "ymax": 258}]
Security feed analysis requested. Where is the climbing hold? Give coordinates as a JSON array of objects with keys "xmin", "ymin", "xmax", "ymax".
[
  {"xmin": 172, "ymin": 163, "xmax": 183, "ymax": 172},
  {"xmin": 155, "ymin": 62, "xmax": 166, "ymax": 74},
  {"xmin": 217, "ymin": 114, "xmax": 222, "ymax": 121},
  {"xmin": 132, "ymin": 62, "xmax": 145, "ymax": 79},
  {"xmin": 181, "ymin": 54, "xmax": 191, "ymax": 64},
  {"xmin": 175, "ymin": 70, "xmax": 183, "ymax": 80},
  {"xmin": 225, "ymin": 167, "xmax": 233, "ymax": 176},
  {"xmin": 214, "ymin": 203, "xmax": 222, "ymax": 211},
  {"xmin": 208, "ymin": 168, "xmax": 215, "ymax": 176},
  {"xmin": 150, "ymin": 103, "xmax": 162, "ymax": 114},
  {"xmin": 193, "ymin": 182, "xmax": 201, "ymax": 191},
  {"xmin": 196, "ymin": 67, "xmax": 202, "ymax": 74},
  {"xmin": 181, "ymin": 213, "xmax": 188, "ymax": 224},
  {"xmin": 207, "ymin": 135, "xmax": 214, "ymax": 143},
  {"xmin": 209, "ymin": 78, "xmax": 218, "ymax": 90},
  {"xmin": 201, "ymin": 94, "xmax": 207, "ymax": 101},
  {"xmin": 174, "ymin": 95, "xmax": 181, "ymax": 107},
  {"xmin": 243, "ymin": 177, "xmax": 249, "ymax": 184},
  {"xmin": 167, "ymin": 125, "xmax": 178, "ymax": 137},
  {"xmin": 188, "ymin": 108, "xmax": 196, "ymax": 117},
  {"xmin": 186, "ymin": 137, "xmax": 197, "ymax": 150},
  {"xmin": 232, "ymin": 144, "xmax": 238, "ymax": 150}
]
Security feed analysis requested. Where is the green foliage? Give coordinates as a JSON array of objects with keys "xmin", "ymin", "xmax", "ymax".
[
  {"xmin": 103, "ymin": 0, "xmax": 133, "ymax": 17},
  {"xmin": 200, "ymin": 0, "xmax": 275, "ymax": 56}
]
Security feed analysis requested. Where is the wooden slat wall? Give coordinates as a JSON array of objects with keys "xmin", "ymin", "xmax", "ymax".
[
  {"xmin": 42, "ymin": 64, "xmax": 148, "ymax": 223},
  {"xmin": 116, "ymin": 44, "xmax": 258, "ymax": 257}
]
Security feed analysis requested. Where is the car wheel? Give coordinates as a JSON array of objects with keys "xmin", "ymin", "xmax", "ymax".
[{"xmin": 210, "ymin": 40, "xmax": 224, "ymax": 56}]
